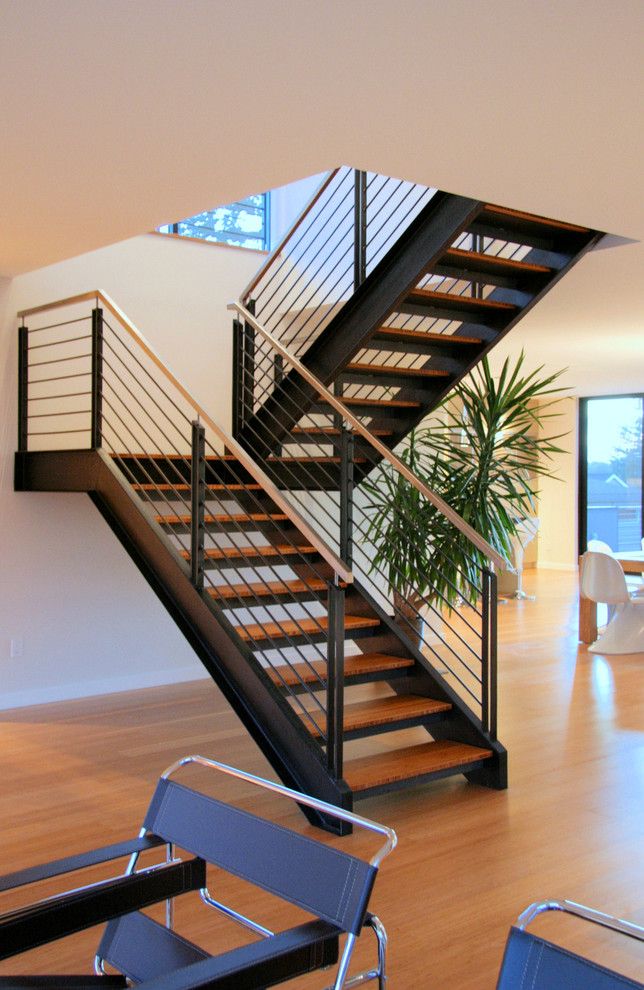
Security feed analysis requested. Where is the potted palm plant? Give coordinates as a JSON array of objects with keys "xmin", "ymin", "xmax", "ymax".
[{"xmin": 361, "ymin": 352, "xmax": 568, "ymax": 616}]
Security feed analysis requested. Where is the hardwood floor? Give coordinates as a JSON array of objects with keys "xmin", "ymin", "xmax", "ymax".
[{"xmin": 1, "ymin": 568, "xmax": 643, "ymax": 986}]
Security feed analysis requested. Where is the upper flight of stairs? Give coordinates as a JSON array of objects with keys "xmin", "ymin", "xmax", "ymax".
[{"xmin": 240, "ymin": 196, "xmax": 603, "ymax": 484}]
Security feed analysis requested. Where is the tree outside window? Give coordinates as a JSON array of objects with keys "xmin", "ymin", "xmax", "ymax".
[{"xmin": 158, "ymin": 193, "xmax": 270, "ymax": 251}]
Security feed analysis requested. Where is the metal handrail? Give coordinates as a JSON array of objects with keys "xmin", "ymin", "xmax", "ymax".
[
  {"xmin": 517, "ymin": 899, "xmax": 644, "ymax": 942},
  {"xmin": 18, "ymin": 291, "xmax": 353, "ymax": 585},
  {"xmin": 161, "ymin": 755, "xmax": 397, "ymax": 867},
  {"xmin": 240, "ymin": 168, "xmax": 340, "ymax": 303},
  {"xmin": 228, "ymin": 301, "xmax": 508, "ymax": 571}
]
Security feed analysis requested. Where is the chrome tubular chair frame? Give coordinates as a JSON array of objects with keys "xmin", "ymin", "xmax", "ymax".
[
  {"xmin": 158, "ymin": 755, "xmax": 394, "ymax": 990},
  {"xmin": 90, "ymin": 754, "xmax": 396, "ymax": 990},
  {"xmin": 495, "ymin": 898, "xmax": 644, "ymax": 990}
]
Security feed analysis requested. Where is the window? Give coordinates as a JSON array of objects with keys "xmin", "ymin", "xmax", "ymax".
[
  {"xmin": 158, "ymin": 193, "xmax": 270, "ymax": 251},
  {"xmin": 579, "ymin": 394, "xmax": 644, "ymax": 553}
]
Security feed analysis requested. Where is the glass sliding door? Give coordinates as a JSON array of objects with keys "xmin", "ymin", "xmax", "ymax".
[{"xmin": 579, "ymin": 395, "xmax": 644, "ymax": 553}]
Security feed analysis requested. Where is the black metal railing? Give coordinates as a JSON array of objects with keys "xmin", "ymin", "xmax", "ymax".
[
  {"xmin": 236, "ymin": 166, "xmax": 437, "ymax": 423},
  {"xmin": 236, "ymin": 168, "xmax": 538, "ymax": 425},
  {"xmin": 229, "ymin": 303, "xmax": 503, "ymax": 735},
  {"xmin": 17, "ymin": 292, "xmax": 353, "ymax": 776}
]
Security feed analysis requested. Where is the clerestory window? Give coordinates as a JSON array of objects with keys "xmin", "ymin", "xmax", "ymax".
[{"xmin": 157, "ymin": 192, "xmax": 270, "ymax": 251}]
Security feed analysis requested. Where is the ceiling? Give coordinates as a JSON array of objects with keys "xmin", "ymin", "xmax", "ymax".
[{"xmin": 1, "ymin": 0, "xmax": 642, "ymax": 393}]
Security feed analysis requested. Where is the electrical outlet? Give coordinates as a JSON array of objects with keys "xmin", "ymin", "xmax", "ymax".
[{"xmin": 10, "ymin": 637, "xmax": 23, "ymax": 659}]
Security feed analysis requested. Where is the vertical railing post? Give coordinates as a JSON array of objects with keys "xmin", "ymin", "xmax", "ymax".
[
  {"xmin": 17, "ymin": 323, "xmax": 29, "ymax": 451},
  {"xmin": 353, "ymin": 169, "xmax": 367, "ymax": 290},
  {"xmin": 271, "ymin": 351, "xmax": 285, "ymax": 458},
  {"xmin": 90, "ymin": 306, "xmax": 104, "ymax": 449},
  {"xmin": 481, "ymin": 568, "xmax": 497, "ymax": 739},
  {"xmin": 191, "ymin": 420, "xmax": 206, "ymax": 592},
  {"xmin": 472, "ymin": 233, "xmax": 484, "ymax": 299},
  {"xmin": 242, "ymin": 299, "xmax": 256, "ymax": 425},
  {"xmin": 339, "ymin": 427, "xmax": 354, "ymax": 566},
  {"xmin": 326, "ymin": 577, "xmax": 345, "ymax": 780},
  {"xmin": 273, "ymin": 352, "xmax": 284, "ymax": 387},
  {"xmin": 232, "ymin": 317, "xmax": 243, "ymax": 436},
  {"xmin": 488, "ymin": 568, "xmax": 498, "ymax": 740}
]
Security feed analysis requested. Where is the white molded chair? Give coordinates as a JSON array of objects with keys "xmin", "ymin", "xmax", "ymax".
[
  {"xmin": 580, "ymin": 551, "xmax": 644, "ymax": 655},
  {"xmin": 587, "ymin": 539, "xmax": 644, "ymax": 597},
  {"xmin": 587, "ymin": 538, "xmax": 614, "ymax": 555}
]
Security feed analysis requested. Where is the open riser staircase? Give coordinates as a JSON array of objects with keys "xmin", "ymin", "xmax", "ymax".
[
  {"xmin": 15, "ymin": 169, "xmax": 602, "ymax": 830},
  {"xmin": 235, "ymin": 169, "xmax": 602, "ymax": 475}
]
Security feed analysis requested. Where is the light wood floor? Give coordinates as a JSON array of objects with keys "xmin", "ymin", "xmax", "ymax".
[{"xmin": 1, "ymin": 569, "xmax": 643, "ymax": 986}]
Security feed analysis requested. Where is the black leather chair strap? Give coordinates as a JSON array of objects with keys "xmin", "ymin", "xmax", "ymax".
[
  {"xmin": 144, "ymin": 779, "xmax": 376, "ymax": 935},
  {"xmin": 0, "ymin": 978, "xmax": 126, "ymax": 988},
  {"xmin": 134, "ymin": 919, "xmax": 341, "ymax": 990},
  {"xmin": 0, "ymin": 835, "xmax": 164, "ymax": 894},
  {"xmin": 0, "ymin": 857, "xmax": 206, "ymax": 961}
]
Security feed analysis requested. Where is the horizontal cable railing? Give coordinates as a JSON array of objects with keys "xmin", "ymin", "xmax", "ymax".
[
  {"xmin": 17, "ymin": 291, "xmax": 354, "ymax": 775},
  {"xmin": 230, "ymin": 303, "xmax": 506, "ymax": 570},
  {"xmin": 239, "ymin": 167, "xmax": 436, "ymax": 411},
  {"xmin": 229, "ymin": 302, "xmax": 504, "ymax": 734}
]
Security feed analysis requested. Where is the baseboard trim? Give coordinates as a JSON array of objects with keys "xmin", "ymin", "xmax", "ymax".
[
  {"xmin": 0, "ymin": 667, "xmax": 210, "ymax": 712},
  {"xmin": 537, "ymin": 561, "xmax": 578, "ymax": 571}
]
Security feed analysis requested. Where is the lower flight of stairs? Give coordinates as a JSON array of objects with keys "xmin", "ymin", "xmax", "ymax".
[{"xmin": 122, "ymin": 451, "xmax": 502, "ymax": 800}]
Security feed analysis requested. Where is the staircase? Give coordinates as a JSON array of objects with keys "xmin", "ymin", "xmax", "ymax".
[
  {"xmin": 14, "ymin": 171, "xmax": 602, "ymax": 831},
  {"xmin": 235, "ymin": 172, "xmax": 602, "ymax": 473}
]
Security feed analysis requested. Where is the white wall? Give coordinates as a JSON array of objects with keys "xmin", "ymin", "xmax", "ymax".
[
  {"xmin": 535, "ymin": 397, "xmax": 579, "ymax": 570},
  {"xmin": 0, "ymin": 235, "xmax": 262, "ymax": 709},
  {"xmin": 270, "ymin": 173, "xmax": 325, "ymax": 247}
]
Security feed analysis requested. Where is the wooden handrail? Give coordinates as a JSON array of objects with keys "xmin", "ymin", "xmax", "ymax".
[
  {"xmin": 229, "ymin": 301, "xmax": 509, "ymax": 572},
  {"xmin": 239, "ymin": 168, "xmax": 341, "ymax": 303},
  {"xmin": 17, "ymin": 291, "xmax": 353, "ymax": 584},
  {"xmin": 18, "ymin": 291, "xmax": 99, "ymax": 319}
]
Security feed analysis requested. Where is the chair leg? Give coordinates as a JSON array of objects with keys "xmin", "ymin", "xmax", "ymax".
[
  {"xmin": 332, "ymin": 932, "xmax": 357, "ymax": 990},
  {"xmin": 369, "ymin": 915, "xmax": 388, "ymax": 989},
  {"xmin": 589, "ymin": 601, "xmax": 644, "ymax": 655},
  {"xmin": 325, "ymin": 916, "xmax": 389, "ymax": 990}
]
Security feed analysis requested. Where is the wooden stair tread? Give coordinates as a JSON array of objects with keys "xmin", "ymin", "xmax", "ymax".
[
  {"xmin": 266, "ymin": 652, "xmax": 415, "ymax": 687},
  {"xmin": 483, "ymin": 203, "xmax": 590, "ymax": 233},
  {"xmin": 444, "ymin": 248, "xmax": 551, "ymax": 273},
  {"xmin": 304, "ymin": 695, "xmax": 452, "ymax": 737},
  {"xmin": 268, "ymin": 456, "xmax": 368, "ymax": 464},
  {"xmin": 112, "ymin": 452, "xmax": 238, "ymax": 461},
  {"xmin": 345, "ymin": 362, "xmax": 449, "ymax": 378},
  {"xmin": 291, "ymin": 427, "xmax": 392, "ymax": 437},
  {"xmin": 133, "ymin": 483, "xmax": 190, "ymax": 491},
  {"xmin": 208, "ymin": 577, "xmax": 329, "ymax": 601},
  {"xmin": 179, "ymin": 544, "xmax": 317, "ymax": 561},
  {"xmin": 373, "ymin": 327, "xmax": 483, "ymax": 346},
  {"xmin": 234, "ymin": 615, "xmax": 380, "ymax": 642},
  {"xmin": 157, "ymin": 512, "xmax": 287, "ymax": 526},
  {"xmin": 133, "ymin": 483, "xmax": 261, "ymax": 492},
  {"xmin": 336, "ymin": 397, "xmax": 420, "ymax": 409},
  {"xmin": 345, "ymin": 740, "xmax": 494, "ymax": 791},
  {"xmin": 406, "ymin": 288, "xmax": 517, "ymax": 310}
]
